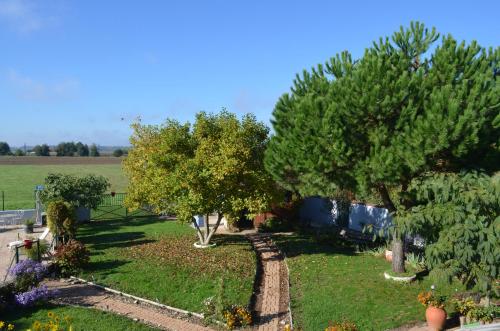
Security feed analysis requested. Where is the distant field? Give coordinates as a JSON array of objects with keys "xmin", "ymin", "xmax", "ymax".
[
  {"xmin": 0, "ymin": 156, "xmax": 123, "ymax": 165},
  {"xmin": 0, "ymin": 159, "xmax": 126, "ymax": 210}
]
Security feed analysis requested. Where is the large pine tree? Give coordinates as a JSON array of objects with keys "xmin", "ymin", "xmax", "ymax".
[{"xmin": 265, "ymin": 22, "xmax": 500, "ymax": 273}]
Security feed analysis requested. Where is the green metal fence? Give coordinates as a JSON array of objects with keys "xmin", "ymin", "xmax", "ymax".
[{"xmin": 91, "ymin": 193, "xmax": 156, "ymax": 220}]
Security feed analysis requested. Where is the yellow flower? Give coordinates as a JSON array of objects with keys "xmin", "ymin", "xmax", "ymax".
[
  {"xmin": 47, "ymin": 312, "xmax": 54, "ymax": 319},
  {"xmin": 7, "ymin": 324, "xmax": 14, "ymax": 331},
  {"xmin": 0, "ymin": 321, "xmax": 5, "ymax": 328}
]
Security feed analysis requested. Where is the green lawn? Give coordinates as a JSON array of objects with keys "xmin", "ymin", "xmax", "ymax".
[
  {"xmin": 274, "ymin": 234, "xmax": 465, "ymax": 331},
  {"xmin": 0, "ymin": 164, "xmax": 126, "ymax": 210},
  {"xmin": 1, "ymin": 303, "xmax": 156, "ymax": 330},
  {"xmin": 77, "ymin": 218, "xmax": 256, "ymax": 312}
]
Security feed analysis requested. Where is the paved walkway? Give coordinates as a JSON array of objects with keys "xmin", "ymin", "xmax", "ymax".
[
  {"xmin": 247, "ymin": 234, "xmax": 291, "ymax": 331},
  {"xmin": 0, "ymin": 225, "xmax": 50, "ymax": 282},
  {"xmin": 45, "ymin": 280, "xmax": 215, "ymax": 331}
]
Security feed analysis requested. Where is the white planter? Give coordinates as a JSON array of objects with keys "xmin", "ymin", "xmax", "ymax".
[
  {"xmin": 193, "ymin": 242, "xmax": 216, "ymax": 249},
  {"xmin": 384, "ymin": 271, "xmax": 416, "ymax": 283}
]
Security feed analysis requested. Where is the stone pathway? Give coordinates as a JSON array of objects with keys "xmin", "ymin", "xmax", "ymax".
[
  {"xmin": 44, "ymin": 280, "xmax": 215, "ymax": 331},
  {"xmin": 1, "ymin": 225, "xmax": 51, "ymax": 283},
  {"xmin": 247, "ymin": 234, "xmax": 291, "ymax": 331}
]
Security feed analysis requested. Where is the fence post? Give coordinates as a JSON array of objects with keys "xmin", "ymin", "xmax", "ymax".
[
  {"xmin": 1, "ymin": 190, "xmax": 4, "ymax": 211},
  {"xmin": 15, "ymin": 246, "xmax": 19, "ymax": 264},
  {"xmin": 37, "ymin": 239, "xmax": 41, "ymax": 262}
]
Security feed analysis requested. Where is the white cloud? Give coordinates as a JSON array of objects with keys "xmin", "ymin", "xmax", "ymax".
[
  {"xmin": 0, "ymin": 0, "xmax": 57, "ymax": 33},
  {"xmin": 8, "ymin": 69, "xmax": 79, "ymax": 102}
]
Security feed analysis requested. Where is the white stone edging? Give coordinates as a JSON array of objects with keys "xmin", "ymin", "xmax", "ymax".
[{"xmin": 69, "ymin": 276, "xmax": 204, "ymax": 319}]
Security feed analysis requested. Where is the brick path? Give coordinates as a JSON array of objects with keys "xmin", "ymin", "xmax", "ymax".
[
  {"xmin": 248, "ymin": 234, "xmax": 291, "ymax": 331},
  {"xmin": 44, "ymin": 280, "xmax": 214, "ymax": 331}
]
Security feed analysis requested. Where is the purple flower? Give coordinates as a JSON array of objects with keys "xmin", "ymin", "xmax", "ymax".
[
  {"xmin": 15, "ymin": 285, "xmax": 56, "ymax": 307},
  {"xmin": 9, "ymin": 259, "xmax": 47, "ymax": 281}
]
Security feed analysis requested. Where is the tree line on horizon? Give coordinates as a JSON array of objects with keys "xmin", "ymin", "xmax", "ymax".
[{"xmin": 0, "ymin": 141, "xmax": 128, "ymax": 157}]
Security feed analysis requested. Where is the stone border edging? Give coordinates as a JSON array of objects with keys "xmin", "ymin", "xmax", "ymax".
[{"xmin": 69, "ymin": 276, "xmax": 204, "ymax": 319}]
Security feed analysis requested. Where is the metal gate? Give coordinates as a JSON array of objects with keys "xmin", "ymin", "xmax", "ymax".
[{"xmin": 92, "ymin": 193, "xmax": 156, "ymax": 220}]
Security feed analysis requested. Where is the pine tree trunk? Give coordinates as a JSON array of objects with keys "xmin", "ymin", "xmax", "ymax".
[{"xmin": 392, "ymin": 238, "xmax": 405, "ymax": 273}]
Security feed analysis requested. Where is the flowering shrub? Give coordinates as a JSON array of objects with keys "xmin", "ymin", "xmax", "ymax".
[
  {"xmin": 0, "ymin": 321, "xmax": 15, "ymax": 331},
  {"xmin": 202, "ymin": 296, "xmax": 252, "ymax": 329},
  {"xmin": 453, "ymin": 297, "xmax": 477, "ymax": 316},
  {"xmin": 15, "ymin": 285, "xmax": 56, "ymax": 307},
  {"xmin": 468, "ymin": 305, "xmax": 500, "ymax": 323},
  {"xmin": 30, "ymin": 311, "xmax": 73, "ymax": 331},
  {"xmin": 54, "ymin": 239, "xmax": 90, "ymax": 276},
  {"xmin": 222, "ymin": 305, "xmax": 252, "ymax": 329},
  {"xmin": 9, "ymin": 259, "xmax": 47, "ymax": 292},
  {"xmin": 417, "ymin": 291, "xmax": 446, "ymax": 309},
  {"xmin": 325, "ymin": 320, "xmax": 359, "ymax": 331}
]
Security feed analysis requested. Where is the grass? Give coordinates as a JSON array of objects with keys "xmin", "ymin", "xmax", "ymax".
[
  {"xmin": 77, "ymin": 217, "xmax": 256, "ymax": 312},
  {"xmin": 1, "ymin": 303, "xmax": 156, "ymax": 330},
  {"xmin": 0, "ymin": 164, "xmax": 126, "ymax": 210},
  {"xmin": 274, "ymin": 234, "xmax": 465, "ymax": 331}
]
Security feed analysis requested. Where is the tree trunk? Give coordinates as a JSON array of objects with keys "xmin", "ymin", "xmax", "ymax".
[
  {"xmin": 377, "ymin": 183, "xmax": 406, "ymax": 274},
  {"xmin": 192, "ymin": 217, "xmax": 205, "ymax": 244},
  {"xmin": 205, "ymin": 214, "xmax": 210, "ymax": 240},
  {"xmin": 392, "ymin": 238, "xmax": 405, "ymax": 273},
  {"xmin": 204, "ymin": 213, "xmax": 223, "ymax": 244}
]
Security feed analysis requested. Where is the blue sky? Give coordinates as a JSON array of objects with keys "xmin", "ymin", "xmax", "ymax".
[{"xmin": 1, "ymin": 0, "xmax": 499, "ymax": 146}]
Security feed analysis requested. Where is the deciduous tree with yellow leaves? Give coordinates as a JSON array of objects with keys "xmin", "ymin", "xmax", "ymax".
[{"xmin": 124, "ymin": 110, "xmax": 279, "ymax": 246}]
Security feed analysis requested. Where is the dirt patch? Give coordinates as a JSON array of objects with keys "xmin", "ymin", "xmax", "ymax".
[{"xmin": 0, "ymin": 156, "xmax": 123, "ymax": 165}]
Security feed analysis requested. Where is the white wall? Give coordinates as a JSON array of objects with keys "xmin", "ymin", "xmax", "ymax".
[
  {"xmin": 299, "ymin": 197, "xmax": 392, "ymax": 231},
  {"xmin": 0, "ymin": 209, "xmax": 36, "ymax": 225}
]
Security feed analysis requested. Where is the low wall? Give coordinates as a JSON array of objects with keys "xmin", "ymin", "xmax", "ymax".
[
  {"xmin": 299, "ymin": 197, "xmax": 392, "ymax": 231},
  {"xmin": 0, "ymin": 209, "xmax": 37, "ymax": 225}
]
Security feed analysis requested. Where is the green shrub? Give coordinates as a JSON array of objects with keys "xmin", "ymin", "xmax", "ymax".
[
  {"xmin": 23, "ymin": 240, "xmax": 50, "ymax": 261},
  {"xmin": 258, "ymin": 216, "xmax": 292, "ymax": 233},
  {"xmin": 405, "ymin": 252, "xmax": 426, "ymax": 272},
  {"xmin": 40, "ymin": 173, "xmax": 109, "ymax": 209},
  {"xmin": 46, "ymin": 200, "xmax": 77, "ymax": 241},
  {"xmin": 365, "ymin": 245, "xmax": 386, "ymax": 258},
  {"xmin": 325, "ymin": 320, "xmax": 359, "ymax": 331},
  {"xmin": 112, "ymin": 149, "xmax": 124, "ymax": 157},
  {"xmin": 467, "ymin": 305, "xmax": 500, "ymax": 323},
  {"xmin": 24, "ymin": 219, "xmax": 35, "ymax": 226},
  {"xmin": 54, "ymin": 240, "xmax": 90, "ymax": 276},
  {"xmin": 0, "ymin": 283, "xmax": 16, "ymax": 313}
]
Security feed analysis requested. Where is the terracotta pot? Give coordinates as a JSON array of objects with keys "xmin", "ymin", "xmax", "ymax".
[
  {"xmin": 23, "ymin": 239, "xmax": 33, "ymax": 249},
  {"xmin": 385, "ymin": 249, "xmax": 393, "ymax": 262},
  {"xmin": 425, "ymin": 306, "xmax": 447, "ymax": 331}
]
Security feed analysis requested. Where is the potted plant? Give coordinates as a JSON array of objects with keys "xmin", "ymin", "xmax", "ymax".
[
  {"xmin": 24, "ymin": 219, "xmax": 35, "ymax": 233},
  {"xmin": 453, "ymin": 297, "xmax": 477, "ymax": 326},
  {"xmin": 467, "ymin": 305, "xmax": 498, "ymax": 325},
  {"xmin": 417, "ymin": 289, "xmax": 447, "ymax": 330}
]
